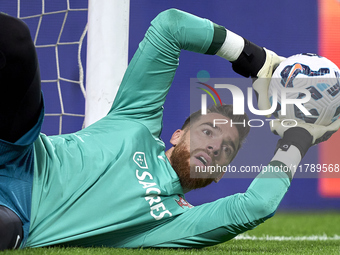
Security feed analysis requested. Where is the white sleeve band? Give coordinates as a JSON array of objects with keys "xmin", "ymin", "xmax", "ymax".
[
  {"xmin": 271, "ymin": 145, "xmax": 302, "ymax": 178},
  {"xmin": 216, "ymin": 29, "xmax": 244, "ymax": 61}
]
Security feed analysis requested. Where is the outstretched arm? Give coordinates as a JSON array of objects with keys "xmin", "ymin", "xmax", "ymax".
[
  {"xmin": 108, "ymin": 9, "xmax": 281, "ymax": 138},
  {"xmin": 109, "ymin": 9, "xmax": 223, "ymax": 138},
  {"xmin": 138, "ymin": 120, "xmax": 340, "ymax": 248},
  {"xmin": 138, "ymin": 156, "xmax": 291, "ymax": 248}
]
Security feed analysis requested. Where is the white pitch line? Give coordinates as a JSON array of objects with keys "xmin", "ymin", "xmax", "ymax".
[{"xmin": 234, "ymin": 234, "xmax": 340, "ymax": 241}]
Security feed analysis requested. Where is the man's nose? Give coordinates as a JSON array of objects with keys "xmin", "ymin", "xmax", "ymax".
[{"xmin": 207, "ymin": 139, "xmax": 222, "ymax": 156}]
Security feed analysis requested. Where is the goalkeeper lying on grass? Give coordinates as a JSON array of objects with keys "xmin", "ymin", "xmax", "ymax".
[{"xmin": 0, "ymin": 8, "xmax": 339, "ymax": 250}]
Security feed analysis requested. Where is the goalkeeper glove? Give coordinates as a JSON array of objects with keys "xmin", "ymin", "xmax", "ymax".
[
  {"xmin": 231, "ymin": 40, "xmax": 285, "ymax": 114},
  {"xmin": 271, "ymin": 119, "xmax": 340, "ymax": 158},
  {"xmin": 252, "ymin": 49, "xmax": 285, "ymax": 114}
]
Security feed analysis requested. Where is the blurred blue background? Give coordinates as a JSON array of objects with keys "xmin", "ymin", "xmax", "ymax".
[{"xmin": 1, "ymin": 0, "xmax": 339, "ymax": 211}]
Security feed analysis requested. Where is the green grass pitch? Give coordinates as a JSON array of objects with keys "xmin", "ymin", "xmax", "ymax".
[{"xmin": 3, "ymin": 212, "xmax": 340, "ymax": 255}]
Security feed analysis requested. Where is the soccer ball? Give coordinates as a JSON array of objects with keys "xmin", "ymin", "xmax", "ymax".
[{"xmin": 268, "ymin": 53, "xmax": 340, "ymax": 126}]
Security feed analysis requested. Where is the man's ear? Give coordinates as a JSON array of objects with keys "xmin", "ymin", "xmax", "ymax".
[{"xmin": 170, "ymin": 129, "xmax": 184, "ymax": 146}]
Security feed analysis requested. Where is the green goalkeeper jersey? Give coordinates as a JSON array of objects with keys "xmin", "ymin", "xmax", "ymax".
[{"xmin": 25, "ymin": 9, "xmax": 290, "ymax": 248}]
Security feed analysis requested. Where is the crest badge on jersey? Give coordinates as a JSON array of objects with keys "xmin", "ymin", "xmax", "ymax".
[
  {"xmin": 175, "ymin": 196, "xmax": 193, "ymax": 209},
  {"xmin": 133, "ymin": 152, "xmax": 148, "ymax": 169}
]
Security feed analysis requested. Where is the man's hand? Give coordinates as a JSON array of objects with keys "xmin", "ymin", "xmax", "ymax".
[
  {"xmin": 252, "ymin": 49, "xmax": 285, "ymax": 114},
  {"xmin": 270, "ymin": 119, "xmax": 340, "ymax": 158},
  {"xmin": 256, "ymin": 48, "xmax": 286, "ymax": 79},
  {"xmin": 271, "ymin": 119, "xmax": 340, "ymax": 145},
  {"xmin": 230, "ymin": 40, "xmax": 285, "ymax": 115}
]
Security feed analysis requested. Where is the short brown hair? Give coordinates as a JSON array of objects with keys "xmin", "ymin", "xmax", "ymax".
[{"xmin": 181, "ymin": 104, "xmax": 250, "ymax": 150}]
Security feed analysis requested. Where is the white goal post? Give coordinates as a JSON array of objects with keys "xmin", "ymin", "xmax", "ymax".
[{"xmin": 85, "ymin": 0, "xmax": 130, "ymax": 127}]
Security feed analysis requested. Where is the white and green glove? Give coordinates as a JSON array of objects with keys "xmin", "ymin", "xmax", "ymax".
[
  {"xmin": 230, "ymin": 39, "xmax": 285, "ymax": 114},
  {"xmin": 271, "ymin": 119, "xmax": 340, "ymax": 158},
  {"xmin": 252, "ymin": 48, "xmax": 285, "ymax": 113}
]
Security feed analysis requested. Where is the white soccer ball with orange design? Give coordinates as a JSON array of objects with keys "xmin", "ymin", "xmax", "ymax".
[{"xmin": 268, "ymin": 53, "xmax": 340, "ymax": 126}]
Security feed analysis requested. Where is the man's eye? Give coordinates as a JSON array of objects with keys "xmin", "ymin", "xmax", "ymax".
[
  {"xmin": 203, "ymin": 129, "xmax": 212, "ymax": 136},
  {"xmin": 224, "ymin": 146, "xmax": 233, "ymax": 156}
]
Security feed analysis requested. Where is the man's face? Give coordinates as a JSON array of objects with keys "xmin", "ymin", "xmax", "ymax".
[{"xmin": 170, "ymin": 113, "xmax": 240, "ymax": 191}]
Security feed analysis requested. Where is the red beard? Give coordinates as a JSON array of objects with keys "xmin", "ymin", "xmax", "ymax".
[{"xmin": 170, "ymin": 140, "xmax": 214, "ymax": 191}]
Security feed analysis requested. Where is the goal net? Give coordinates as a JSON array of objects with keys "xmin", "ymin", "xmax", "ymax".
[{"xmin": 0, "ymin": 0, "xmax": 129, "ymax": 135}]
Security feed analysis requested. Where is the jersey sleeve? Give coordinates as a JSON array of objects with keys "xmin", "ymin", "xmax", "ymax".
[
  {"xmin": 108, "ymin": 9, "xmax": 222, "ymax": 138},
  {"xmin": 140, "ymin": 165, "xmax": 290, "ymax": 248}
]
